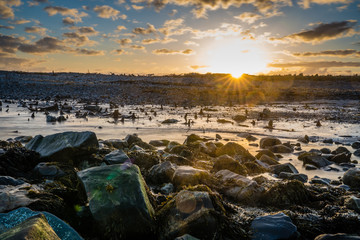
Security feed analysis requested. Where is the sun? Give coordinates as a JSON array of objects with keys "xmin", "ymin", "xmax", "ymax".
[{"xmin": 200, "ymin": 38, "xmax": 269, "ymax": 76}]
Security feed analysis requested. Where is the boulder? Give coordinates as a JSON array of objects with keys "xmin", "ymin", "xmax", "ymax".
[
  {"xmin": 279, "ymin": 172, "xmax": 308, "ymax": 183},
  {"xmin": 172, "ymin": 166, "xmax": 210, "ymax": 189},
  {"xmin": 212, "ymin": 155, "xmax": 247, "ymax": 176},
  {"xmin": 259, "ymin": 155, "xmax": 279, "ymax": 166},
  {"xmin": 298, "ymin": 153, "xmax": 332, "ymax": 168},
  {"xmin": 158, "ymin": 190, "xmax": 222, "ymax": 240},
  {"xmin": 0, "ymin": 214, "xmax": 60, "ymax": 240},
  {"xmin": 352, "ymin": 142, "xmax": 360, "ymax": 149},
  {"xmin": 183, "ymin": 134, "xmax": 203, "ymax": 147},
  {"xmin": 343, "ymin": 168, "xmax": 360, "ymax": 189},
  {"xmin": 169, "ymin": 145, "xmax": 193, "ymax": 159},
  {"xmin": 305, "ymin": 164, "xmax": 318, "ymax": 170},
  {"xmin": 297, "ymin": 135, "xmax": 309, "ymax": 144},
  {"xmin": 149, "ymin": 140, "xmax": 169, "ymax": 147},
  {"xmin": 332, "ymin": 146, "xmax": 350, "ymax": 155},
  {"xmin": 0, "ymin": 176, "xmax": 25, "ymax": 186},
  {"xmin": 268, "ymin": 144, "xmax": 293, "ymax": 153},
  {"xmin": 164, "ymin": 154, "xmax": 193, "ymax": 166},
  {"xmin": 244, "ymin": 162, "xmax": 267, "ymax": 175},
  {"xmin": 271, "ymin": 163, "xmax": 298, "ymax": 175},
  {"xmin": 354, "ymin": 150, "xmax": 360, "ymax": 157},
  {"xmin": 331, "ymin": 152, "xmax": 352, "ymax": 164},
  {"xmin": 0, "ymin": 207, "xmax": 82, "ymax": 240},
  {"xmin": 233, "ymin": 115, "xmax": 247, "ymax": 122},
  {"xmin": 125, "ymin": 134, "xmax": 143, "ymax": 146},
  {"xmin": 175, "ymin": 234, "xmax": 200, "ymax": 240},
  {"xmin": 315, "ymin": 234, "xmax": 360, "ymax": 240},
  {"xmin": 26, "ymin": 131, "xmax": 98, "ymax": 164},
  {"xmin": 162, "ymin": 119, "xmax": 179, "ymax": 124},
  {"xmin": 215, "ymin": 142, "xmax": 255, "ymax": 161},
  {"xmin": 250, "ymin": 213, "xmax": 298, "ymax": 240},
  {"xmin": 255, "ymin": 149, "xmax": 278, "ymax": 160},
  {"xmin": 104, "ymin": 149, "xmax": 130, "ymax": 165},
  {"xmin": 77, "ymin": 164, "xmax": 155, "ymax": 239},
  {"xmin": 259, "ymin": 137, "xmax": 281, "ymax": 149},
  {"xmin": 148, "ymin": 161, "xmax": 177, "ymax": 185},
  {"xmin": 345, "ymin": 196, "xmax": 360, "ymax": 214},
  {"xmin": 320, "ymin": 148, "xmax": 332, "ymax": 154},
  {"xmin": 103, "ymin": 139, "xmax": 128, "ymax": 149},
  {"xmin": 215, "ymin": 169, "xmax": 264, "ymax": 203},
  {"xmin": 33, "ymin": 162, "xmax": 65, "ymax": 179},
  {"xmin": 0, "ymin": 183, "xmax": 37, "ymax": 212}
]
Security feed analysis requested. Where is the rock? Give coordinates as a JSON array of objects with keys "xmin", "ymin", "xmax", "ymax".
[
  {"xmin": 279, "ymin": 172, "xmax": 308, "ymax": 183},
  {"xmin": 26, "ymin": 131, "xmax": 98, "ymax": 164},
  {"xmin": 0, "ymin": 213, "xmax": 60, "ymax": 240},
  {"xmin": 255, "ymin": 149, "xmax": 278, "ymax": 160},
  {"xmin": 162, "ymin": 119, "xmax": 179, "ymax": 124},
  {"xmin": 103, "ymin": 139, "xmax": 128, "ymax": 149},
  {"xmin": 268, "ymin": 144, "xmax": 293, "ymax": 153},
  {"xmin": 166, "ymin": 141, "xmax": 181, "ymax": 151},
  {"xmin": 244, "ymin": 161, "xmax": 267, "ymax": 175},
  {"xmin": 84, "ymin": 105, "xmax": 100, "ymax": 112},
  {"xmin": 250, "ymin": 213, "xmax": 298, "ymax": 240},
  {"xmin": 233, "ymin": 115, "xmax": 247, "ymax": 122},
  {"xmin": 298, "ymin": 153, "xmax": 332, "ymax": 168},
  {"xmin": 46, "ymin": 115, "xmax": 57, "ymax": 122},
  {"xmin": 215, "ymin": 134, "xmax": 222, "ymax": 140},
  {"xmin": 0, "ymin": 176, "xmax": 25, "ymax": 186},
  {"xmin": 332, "ymin": 146, "xmax": 350, "ymax": 155},
  {"xmin": 14, "ymin": 136, "xmax": 33, "ymax": 143},
  {"xmin": 160, "ymin": 183, "xmax": 174, "ymax": 195},
  {"xmin": 175, "ymin": 234, "xmax": 200, "ymax": 240},
  {"xmin": 345, "ymin": 196, "xmax": 360, "ymax": 214},
  {"xmin": 148, "ymin": 161, "xmax": 177, "ymax": 185},
  {"xmin": 212, "ymin": 155, "xmax": 247, "ymax": 176},
  {"xmin": 0, "ymin": 183, "xmax": 37, "ymax": 212},
  {"xmin": 130, "ymin": 141, "xmax": 156, "ymax": 151},
  {"xmin": 104, "ymin": 149, "xmax": 130, "ymax": 165},
  {"xmin": 315, "ymin": 233, "xmax": 360, "ymax": 240},
  {"xmin": 172, "ymin": 166, "xmax": 210, "ymax": 189},
  {"xmin": 246, "ymin": 135, "xmax": 258, "ymax": 141},
  {"xmin": 77, "ymin": 164, "xmax": 155, "ymax": 239},
  {"xmin": 125, "ymin": 134, "xmax": 142, "ymax": 146},
  {"xmin": 215, "ymin": 142, "xmax": 255, "ymax": 161},
  {"xmin": 354, "ymin": 150, "xmax": 360, "ymax": 157},
  {"xmin": 323, "ymin": 139, "xmax": 333, "ymax": 144},
  {"xmin": 183, "ymin": 134, "xmax": 203, "ymax": 147},
  {"xmin": 259, "ymin": 137, "xmax": 282, "ymax": 149},
  {"xmin": 343, "ymin": 168, "xmax": 360, "ymax": 189},
  {"xmin": 352, "ymin": 142, "xmax": 360, "ymax": 149},
  {"xmin": 271, "ymin": 163, "xmax": 298, "ymax": 175},
  {"xmin": 169, "ymin": 145, "xmax": 193, "ymax": 159},
  {"xmin": 0, "ymin": 207, "xmax": 82, "ymax": 239},
  {"xmin": 310, "ymin": 177, "xmax": 331, "ymax": 185},
  {"xmin": 215, "ymin": 169, "xmax": 264, "ymax": 203},
  {"xmin": 149, "ymin": 140, "xmax": 169, "ymax": 147},
  {"xmin": 261, "ymin": 180, "xmax": 311, "ymax": 207},
  {"xmin": 199, "ymin": 142, "xmax": 217, "ymax": 156},
  {"xmin": 33, "ymin": 162, "xmax": 65, "ymax": 179},
  {"xmin": 158, "ymin": 190, "xmax": 222, "ymax": 240},
  {"xmin": 331, "ymin": 152, "xmax": 352, "ymax": 164},
  {"xmin": 320, "ymin": 148, "xmax": 331, "ymax": 154},
  {"xmin": 305, "ymin": 164, "xmax": 318, "ymax": 170},
  {"xmin": 259, "ymin": 155, "xmax": 279, "ymax": 166},
  {"xmin": 297, "ymin": 135, "xmax": 309, "ymax": 144},
  {"xmin": 165, "ymin": 154, "xmax": 193, "ymax": 166}
]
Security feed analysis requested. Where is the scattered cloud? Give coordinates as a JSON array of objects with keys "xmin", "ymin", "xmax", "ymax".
[
  {"xmin": 116, "ymin": 25, "xmax": 127, "ymax": 32},
  {"xmin": 73, "ymin": 48, "xmax": 104, "ymax": 56},
  {"xmin": 63, "ymin": 32, "xmax": 96, "ymax": 46},
  {"xmin": 269, "ymin": 20, "xmax": 357, "ymax": 44},
  {"xmin": 132, "ymin": 23, "xmax": 156, "ymax": 35},
  {"xmin": 28, "ymin": 0, "xmax": 47, "ymax": 7},
  {"xmin": 292, "ymin": 49, "xmax": 360, "ymax": 57},
  {"xmin": 62, "ymin": 17, "xmax": 77, "ymax": 26},
  {"xmin": 169, "ymin": 9, "xmax": 177, "ymax": 16},
  {"xmin": 142, "ymin": 37, "xmax": 176, "ymax": 44},
  {"xmin": 152, "ymin": 48, "xmax": 194, "ymax": 55},
  {"xmin": 298, "ymin": 0, "xmax": 353, "ymax": 9},
  {"xmin": 130, "ymin": 45, "xmax": 146, "ymax": 51},
  {"xmin": 268, "ymin": 61, "xmax": 360, "ymax": 68},
  {"xmin": 93, "ymin": 5, "xmax": 126, "ymax": 20},
  {"xmin": 11, "ymin": 18, "xmax": 31, "ymax": 24},
  {"xmin": 0, "ymin": 34, "xmax": 23, "ymax": 53},
  {"xmin": 0, "ymin": 0, "xmax": 22, "ymax": 19},
  {"xmin": 234, "ymin": 12, "xmax": 262, "ymax": 24},
  {"xmin": 116, "ymin": 38, "xmax": 132, "ymax": 46},
  {"xmin": 0, "ymin": 24, "xmax": 14, "ymax": 29},
  {"xmin": 44, "ymin": 6, "xmax": 88, "ymax": 22},
  {"xmin": 184, "ymin": 40, "xmax": 199, "ymax": 46},
  {"xmin": 113, "ymin": 49, "xmax": 129, "ymax": 55},
  {"xmin": 18, "ymin": 36, "xmax": 68, "ymax": 54},
  {"xmin": 132, "ymin": 4, "xmax": 144, "ymax": 10},
  {"xmin": 76, "ymin": 26, "xmax": 98, "ymax": 35},
  {"xmin": 24, "ymin": 26, "xmax": 47, "ymax": 35}
]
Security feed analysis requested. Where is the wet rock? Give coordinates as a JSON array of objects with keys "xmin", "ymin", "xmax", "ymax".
[
  {"xmin": 215, "ymin": 142, "xmax": 255, "ymax": 161},
  {"xmin": 343, "ymin": 168, "xmax": 360, "ymax": 189},
  {"xmin": 165, "ymin": 154, "xmax": 193, "ymax": 166},
  {"xmin": 215, "ymin": 134, "xmax": 222, "ymax": 140},
  {"xmin": 320, "ymin": 148, "xmax": 332, "ymax": 154},
  {"xmin": 130, "ymin": 141, "xmax": 156, "ymax": 151},
  {"xmin": 172, "ymin": 166, "xmax": 210, "ymax": 189},
  {"xmin": 175, "ymin": 234, "xmax": 200, "ymax": 240},
  {"xmin": 305, "ymin": 164, "xmax": 318, "ymax": 170},
  {"xmin": 268, "ymin": 144, "xmax": 293, "ymax": 153},
  {"xmin": 323, "ymin": 139, "xmax": 333, "ymax": 144},
  {"xmin": 271, "ymin": 163, "xmax": 298, "ymax": 175},
  {"xmin": 77, "ymin": 164, "xmax": 155, "ymax": 239},
  {"xmin": 157, "ymin": 190, "xmax": 222, "ymax": 240},
  {"xmin": 250, "ymin": 212, "xmax": 298, "ymax": 240},
  {"xmin": 298, "ymin": 152, "xmax": 332, "ymax": 168},
  {"xmin": 14, "ymin": 136, "xmax": 33, "ymax": 143},
  {"xmin": 261, "ymin": 180, "xmax": 311, "ymax": 207},
  {"xmin": 215, "ymin": 169, "xmax": 264, "ymax": 204},
  {"xmin": 244, "ymin": 162, "xmax": 267, "ymax": 175},
  {"xmin": 297, "ymin": 135, "xmax": 309, "ymax": 144},
  {"xmin": 162, "ymin": 119, "xmax": 179, "ymax": 124},
  {"xmin": 26, "ymin": 131, "xmax": 98, "ymax": 165},
  {"xmin": 354, "ymin": 150, "xmax": 360, "ymax": 157},
  {"xmin": 84, "ymin": 105, "xmax": 100, "ymax": 112},
  {"xmin": 149, "ymin": 140, "xmax": 169, "ymax": 147},
  {"xmin": 199, "ymin": 142, "xmax": 217, "ymax": 156},
  {"xmin": 315, "ymin": 233, "xmax": 360, "ymax": 240},
  {"xmin": 128, "ymin": 150, "xmax": 161, "ymax": 175},
  {"xmin": 0, "ymin": 183, "xmax": 37, "ymax": 212},
  {"xmin": 212, "ymin": 155, "xmax": 247, "ymax": 176},
  {"xmin": 259, "ymin": 137, "xmax": 282, "ymax": 149},
  {"xmin": 233, "ymin": 115, "xmax": 247, "ymax": 122},
  {"xmin": 46, "ymin": 115, "xmax": 57, "ymax": 122},
  {"xmin": 331, "ymin": 152, "xmax": 352, "ymax": 164},
  {"xmin": 332, "ymin": 146, "xmax": 350, "ymax": 155},
  {"xmin": 104, "ymin": 149, "xmax": 130, "ymax": 165},
  {"xmin": 169, "ymin": 145, "xmax": 193, "ymax": 159},
  {"xmin": 0, "ymin": 213, "xmax": 60, "ymax": 240},
  {"xmin": 310, "ymin": 177, "xmax": 331, "ymax": 185},
  {"xmin": 345, "ymin": 196, "xmax": 360, "ymax": 214},
  {"xmin": 148, "ymin": 161, "xmax": 177, "ymax": 185},
  {"xmin": 352, "ymin": 142, "xmax": 360, "ymax": 149},
  {"xmin": 103, "ymin": 139, "xmax": 128, "ymax": 149},
  {"xmin": 246, "ymin": 135, "xmax": 258, "ymax": 142},
  {"xmin": 125, "ymin": 134, "xmax": 143, "ymax": 146},
  {"xmin": 166, "ymin": 141, "xmax": 181, "ymax": 151},
  {"xmin": 279, "ymin": 172, "xmax": 308, "ymax": 183},
  {"xmin": 160, "ymin": 183, "xmax": 174, "ymax": 195},
  {"xmin": 33, "ymin": 162, "xmax": 65, "ymax": 179},
  {"xmin": 259, "ymin": 154, "xmax": 279, "ymax": 166},
  {"xmin": 0, "ymin": 176, "xmax": 25, "ymax": 186},
  {"xmin": 255, "ymin": 149, "xmax": 278, "ymax": 160}
]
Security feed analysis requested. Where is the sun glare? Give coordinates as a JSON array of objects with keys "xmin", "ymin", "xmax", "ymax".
[{"xmin": 202, "ymin": 39, "xmax": 269, "ymax": 76}]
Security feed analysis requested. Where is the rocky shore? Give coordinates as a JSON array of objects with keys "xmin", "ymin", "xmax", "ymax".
[{"xmin": 1, "ymin": 131, "xmax": 360, "ymax": 239}]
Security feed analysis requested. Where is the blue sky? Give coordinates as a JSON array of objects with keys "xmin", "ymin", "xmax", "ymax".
[{"xmin": 0, "ymin": 0, "xmax": 360, "ymax": 75}]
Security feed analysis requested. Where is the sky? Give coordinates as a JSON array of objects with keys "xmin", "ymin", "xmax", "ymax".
[{"xmin": 0, "ymin": 0, "xmax": 360, "ymax": 75}]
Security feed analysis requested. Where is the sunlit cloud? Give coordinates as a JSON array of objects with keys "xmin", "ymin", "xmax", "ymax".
[
  {"xmin": 116, "ymin": 38, "xmax": 132, "ymax": 46},
  {"xmin": 27, "ymin": 0, "xmax": 47, "ymax": 7},
  {"xmin": 184, "ymin": 40, "xmax": 198, "ymax": 46},
  {"xmin": 189, "ymin": 65, "xmax": 208, "ymax": 70},
  {"xmin": 298, "ymin": 0, "xmax": 353, "ymax": 9},
  {"xmin": 132, "ymin": 4, "xmax": 144, "ymax": 10},
  {"xmin": 44, "ymin": 6, "xmax": 88, "ymax": 22},
  {"xmin": 75, "ymin": 26, "xmax": 99, "ymax": 35},
  {"xmin": 132, "ymin": 23, "xmax": 156, "ymax": 35},
  {"xmin": 268, "ymin": 61, "xmax": 360, "ymax": 68},
  {"xmin": 72, "ymin": 48, "xmax": 105, "ymax": 56},
  {"xmin": 130, "ymin": 45, "xmax": 146, "ymax": 51},
  {"xmin": 0, "ymin": 24, "xmax": 14, "ymax": 29},
  {"xmin": 0, "ymin": 34, "xmax": 24, "ymax": 53},
  {"xmin": 63, "ymin": 32, "xmax": 97, "ymax": 46},
  {"xmin": 234, "ymin": 12, "xmax": 262, "ymax": 24},
  {"xmin": 18, "ymin": 36, "xmax": 68, "ymax": 54},
  {"xmin": 113, "ymin": 49, "xmax": 129, "ymax": 55},
  {"xmin": 24, "ymin": 26, "xmax": 47, "ymax": 35},
  {"xmin": 292, "ymin": 49, "xmax": 360, "ymax": 57},
  {"xmin": 0, "ymin": 0, "xmax": 22, "ymax": 19},
  {"xmin": 152, "ymin": 48, "xmax": 194, "ymax": 55},
  {"xmin": 62, "ymin": 17, "xmax": 77, "ymax": 26},
  {"xmin": 11, "ymin": 18, "xmax": 30, "ymax": 24},
  {"xmin": 116, "ymin": 25, "xmax": 127, "ymax": 32},
  {"xmin": 93, "ymin": 5, "xmax": 126, "ymax": 20}
]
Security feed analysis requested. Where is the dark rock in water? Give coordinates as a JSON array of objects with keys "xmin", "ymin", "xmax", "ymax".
[
  {"xmin": 297, "ymin": 135, "xmax": 309, "ymax": 144},
  {"xmin": 0, "ymin": 213, "xmax": 60, "ymax": 240},
  {"xmin": 84, "ymin": 105, "xmax": 100, "ymax": 112},
  {"xmin": 271, "ymin": 163, "xmax": 298, "ymax": 175},
  {"xmin": 261, "ymin": 180, "xmax": 311, "ymax": 207},
  {"xmin": 212, "ymin": 155, "xmax": 247, "ymax": 176},
  {"xmin": 320, "ymin": 148, "xmax": 332, "ymax": 154},
  {"xmin": 26, "ymin": 131, "xmax": 98, "ymax": 165},
  {"xmin": 259, "ymin": 154, "xmax": 279, "ymax": 166},
  {"xmin": 343, "ymin": 168, "xmax": 360, "ymax": 189},
  {"xmin": 0, "ymin": 176, "xmax": 25, "ymax": 186},
  {"xmin": 233, "ymin": 115, "xmax": 247, "ymax": 122},
  {"xmin": 215, "ymin": 169, "xmax": 264, "ymax": 204},
  {"xmin": 104, "ymin": 149, "xmax": 130, "ymax": 165},
  {"xmin": 250, "ymin": 213, "xmax": 298, "ymax": 240},
  {"xmin": 148, "ymin": 161, "xmax": 177, "ymax": 185},
  {"xmin": 352, "ymin": 142, "xmax": 360, "ymax": 149},
  {"xmin": 309, "ymin": 149, "xmax": 322, "ymax": 155},
  {"xmin": 332, "ymin": 146, "xmax": 350, "ymax": 155},
  {"xmin": 56, "ymin": 115, "xmax": 66, "ymax": 122},
  {"xmin": 259, "ymin": 137, "xmax": 282, "ymax": 149},
  {"xmin": 215, "ymin": 142, "xmax": 255, "ymax": 161},
  {"xmin": 331, "ymin": 152, "xmax": 352, "ymax": 164},
  {"xmin": 157, "ymin": 190, "xmax": 223, "ymax": 240},
  {"xmin": 305, "ymin": 164, "xmax": 318, "ymax": 170},
  {"xmin": 175, "ymin": 234, "xmax": 200, "ymax": 240},
  {"xmin": 279, "ymin": 172, "xmax": 308, "ymax": 183},
  {"xmin": 268, "ymin": 144, "xmax": 293, "ymax": 153},
  {"xmin": 310, "ymin": 177, "xmax": 330, "ymax": 185},
  {"xmin": 172, "ymin": 166, "xmax": 210, "ymax": 189},
  {"xmin": 323, "ymin": 139, "xmax": 333, "ymax": 144},
  {"xmin": 46, "ymin": 115, "xmax": 57, "ymax": 122},
  {"xmin": 77, "ymin": 164, "xmax": 155, "ymax": 239},
  {"xmin": 162, "ymin": 119, "xmax": 179, "ymax": 124},
  {"xmin": 0, "ymin": 207, "xmax": 82, "ymax": 240},
  {"xmin": 315, "ymin": 233, "xmax": 360, "ymax": 240},
  {"xmin": 298, "ymin": 152, "xmax": 332, "ymax": 168},
  {"xmin": 345, "ymin": 196, "xmax": 360, "ymax": 214},
  {"xmin": 354, "ymin": 150, "xmax": 360, "ymax": 157},
  {"xmin": 149, "ymin": 140, "xmax": 169, "ymax": 147},
  {"xmin": 215, "ymin": 134, "xmax": 222, "ymax": 140},
  {"xmin": 255, "ymin": 149, "xmax": 278, "ymax": 160}
]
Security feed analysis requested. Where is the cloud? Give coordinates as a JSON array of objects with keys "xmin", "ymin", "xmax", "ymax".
[
  {"xmin": 76, "ymin": 26, "xmax": 98, "ymax": 35},
  {"xmin": 62, "ymin": 17, "xmax": 77, "ymax": 25},
  {"xmin": 73, "ymin": 48, "xmax": 104, "ymax": 56},
  {"xmin": 44, "ymin": 6, "xmax": 88, "ymax": 22},
  {"xmin": 132, "ymin": 4, "xmax": 144, "ymax": 10},
  {"xmin": 116, "ymin": 38, "xmax": 132, "ymax": 46},
  {"xmin": 0, "ymin": 0, "xmax": 22, "ymax": 19},
  {"xmin": 192, "ymin": 23, "xmax": 251, "ymax": 39},
  {"xmin": 234, "ymin": 12, "xmax": 262, "ymax": 24},
  {"xmin": 62, "ymin": 32, "xmax": 96, "ymax": 46},
  {"xmin": 169, "ymin": 9, "xmax": 177, "ymax": 16},
  {"xmin": 130, "ymin": 45, "xmax": 146, "ymax": 51},
  {"xmin": 292, "ymin": 49, "xmax": 360, "ymax": 57},
  {"xmin": 28, "ymin": 0, "xmax": 47, "ymax": 7},
  {"xmin": 0, "ymin": 34, "xmax": 23, "ymax": 53},
  {"xmin": 142, "ymin": 37, "xmax": 176, "ymax": 44},
  {"xmin": 0, "ymin": 24, "xmax": 14, "ymax": 29},
  {"xmin": 298, "ymin": 0, "xmax": 353, "ymax": 9},
  {"xmin": 190, "ymin": 65, "xmax": 208, "ymax": 70},
  {"xmin": 184, "ymin": 40, "xmax": 199, "ymax": 46},
  {"xmin": 18, "ymin": 36, "xmax": 68, "ymax": 54},
  {"xmin": 93, "ymin": 5, "xmax": 126, "ymax": 20},
  {"xmin": 24, "ymin": 26, "xmax": 47, "ymax": 35},
  {"xmin": 132, "ymin": 23, "xmax": 156, "ymax": 35},
  {"xmin": 113, "ymin": 49, "xmax": 129, "ymax": 55},
  {"xmin": 116, "ymin": 25, "xmax": 127, "ymax": 32},
  {"xmin": 11, "ymin": 18, "xmax": 30, "ymax": 24},
  {"xmin": 270, "ymin": 20, "xmax": 357, "ymax": 44},
  {"xmin": 152, "ymin": 48, "xmax": 194, "ymax": 55},
  {"xmin": 268, "ymin": 61, "xmax": 360, "ymax": 68}
]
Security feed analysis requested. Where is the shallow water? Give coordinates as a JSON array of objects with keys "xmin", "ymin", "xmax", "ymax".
[{"xmin": 0, "ymin": 100, "xmax": 359, "ymax": 181}]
